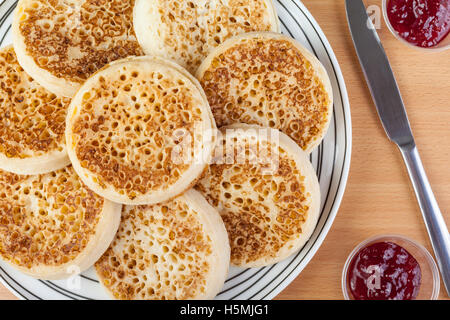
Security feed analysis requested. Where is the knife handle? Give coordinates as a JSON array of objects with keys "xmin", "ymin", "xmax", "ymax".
[{"xmin": 399, "ymin": 143, "xmax": 450, "ymax": 297}]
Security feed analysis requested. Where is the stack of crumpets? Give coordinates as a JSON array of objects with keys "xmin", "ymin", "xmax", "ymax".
[{"xmin": 0, "ymin": 0, "xmax": 333, "ymax": 300}]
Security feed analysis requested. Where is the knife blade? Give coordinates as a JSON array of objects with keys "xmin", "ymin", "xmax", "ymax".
[
  {"xmin": 346, "ymin": 0, "xmax": 413, "ymax": 146},
  {"xmin": 346, "ymin": 0, "xmax": 450, "ymax": 297}
]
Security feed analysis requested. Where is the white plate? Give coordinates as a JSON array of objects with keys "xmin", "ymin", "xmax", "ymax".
[{"xmin": 0, "ymin": 0, "xmax": 352, "ymax": 300}]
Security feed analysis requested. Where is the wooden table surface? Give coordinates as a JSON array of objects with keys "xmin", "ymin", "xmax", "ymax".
[{"xmin": 0, "ymin": 0, "xmax": 449, "ymax": 300}]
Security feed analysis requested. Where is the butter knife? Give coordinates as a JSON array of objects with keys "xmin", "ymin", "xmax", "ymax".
[{"xmin": 346, "ymin": 0, "xmax": 450, "ymax": 296}]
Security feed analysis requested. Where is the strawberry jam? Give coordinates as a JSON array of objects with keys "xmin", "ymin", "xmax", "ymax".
[
  {"xmin": 347, "ymin": 241, "xmax": 422, "ymax": 300},
  {"xmin": 386, "ymin": 0, "xmax": 450, "ymax": 48}
]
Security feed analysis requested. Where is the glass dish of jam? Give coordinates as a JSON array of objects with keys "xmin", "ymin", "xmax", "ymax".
[
  {"xmin": 342, "ymin": 235, "xmax": 440, "ymax": 300},
  {"xmin": 383, "ymin": 0, "xmax": 450, "ymax": 51}
]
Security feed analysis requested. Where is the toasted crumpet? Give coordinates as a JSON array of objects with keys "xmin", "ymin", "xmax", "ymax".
[
  {"xmin": 12, "ymin": 0, "xmax": 143, "ymax": 97},
  {"xmin": 133, "ymin": 0, "xmax": 279, "ymax": 74},
  {"xmin": 66, "ymin": 56, "xmax": 217, "ymax": 205},
  {"xmin": 195, "ymin": 124, "xmax": 321, "ymax": 267},
  {"xmin": 95, "ymin": 189, "xmax": 230, "ymax": 300},
  {"xmin": 196, "ymin": 32, "xmax": 333, "ymax": 153},
  {"xmin": 0, "ymin": 166, "xmax": 121, "ymax": 280},
  {"xmin": 0, "ymin": 45, "xmax": 70, "ymax": 175}
]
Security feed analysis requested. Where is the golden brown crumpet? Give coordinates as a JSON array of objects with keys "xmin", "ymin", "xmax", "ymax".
[
  {"xmin": 196, "ymin": 32, "xmax": 333, "ymax": 153},
  {"xmin": 195, "ymin": 124, "xmax": 321, "ymax": 267},
  {"xmin": 95, "ymin": 189, "xmax": 230, "ymax": 300},
  {"xmin": 0, "ymin": 166, "xmax": 121, "ymax": 280},
  {"xmin": 133, "ymin": 0, "xmax": 279, "ymax": 74},
  {"xmin": 66, "ymin": 56, "xmax": 217, "ymax": 205},
  {"xmin": 0, "ymin": 45, "xmax": 70, "ymax": 175},
  {"xmin": 12, "ymin": 0, "xmax": 143, "ymax": 97}
]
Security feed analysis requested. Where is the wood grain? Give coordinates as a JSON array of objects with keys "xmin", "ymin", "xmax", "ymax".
[
  {"xmin": 0, "ymin": 0, "xmax": 448, "ymax": 300},
  {"xmin": 276, "ymin": 0, "xmax": 450, "ymax": 300}
]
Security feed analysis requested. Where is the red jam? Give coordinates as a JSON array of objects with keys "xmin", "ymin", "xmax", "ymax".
[
  {"xmin": 347, "ymin": 241, "xmax": 421, "ymax": 300},
  {"xmin": 387, "ymin": 0, "xmax": 450, "ymax": 48}
]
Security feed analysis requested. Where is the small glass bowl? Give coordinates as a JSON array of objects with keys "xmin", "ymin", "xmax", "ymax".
[
  {"xmin": 382, "ymin": 0, "xmax": 450, "ymax": 52},
  {"xmin": 342, "ymin": 234, "xmax": 440, "ymax": 300}
]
